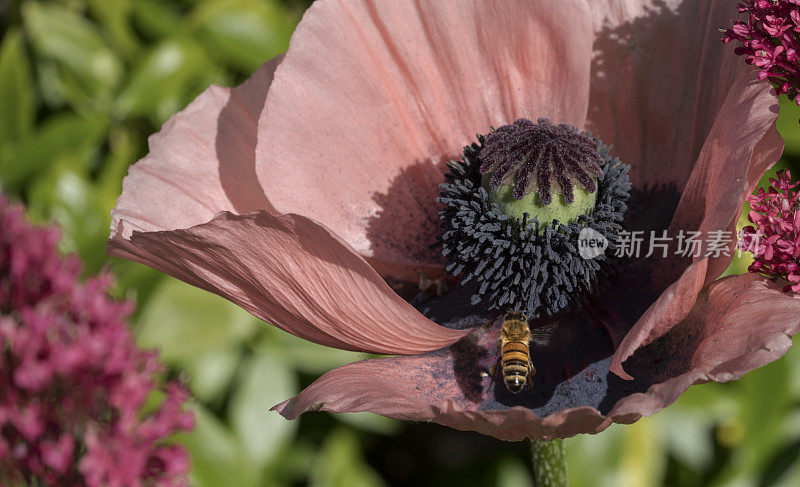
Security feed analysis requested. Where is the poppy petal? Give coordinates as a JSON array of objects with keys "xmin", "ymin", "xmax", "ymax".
[
  {"xmin": 110, "ymin": 56, "xmax": 282, "ymax": 239},
  {"xmin": 108, "ymin": 211, "xmax": 468, "ymax": 354},
  {"xmin": 258, "ymin": 0, "xmax": 595, "ymax": 274},
  {"xmin": 587, "ymin": 0, "xmax": 783, "ymax": 378},
  {"xmin": 274, "ymin": 274, "xmax": 800, "ymax": 440},
  {"xmin": 587, "ymin": 0, "xmax": 775, "ymax": 190},
  {"xmin": 611, "ymin": 124, "xmax": 784, "ymax": 379}
]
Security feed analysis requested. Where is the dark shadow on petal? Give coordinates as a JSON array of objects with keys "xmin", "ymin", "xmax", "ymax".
[
  {"xmin": 451, "ymin": 334, "xmax": 492, "ymax": 404},
  {"xmin": 618, "ymin": 313, "xmax": 699, "ymax": 383},
  {"xmin": 589, "ymin": 1, "xmax": 712, "ymax": 192},
  {"xmin": 365, "ymin": 159, "xmax": 450, "ymax": 268},
  {"xmin": 627, "ymin": 184, "xmax": 682, "ymax": 235},
  {"xmin": 594, "ymin": 184, "xmax": 683, "ymax": 346},
  {"xmin": 594, "ymin": 291, "xmax": 709, "ymax": 413},
  {"xmin": 216, "ymin": 67, "xmax": 277, "ymax": 214},
  {"xmin": 415, "ymin": 280, "xmax": 494, "ymax": 330}
]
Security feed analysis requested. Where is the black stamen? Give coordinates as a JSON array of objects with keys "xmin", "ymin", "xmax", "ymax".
[{"xmin": 435, "ymin": 133, "xmax": 631, "ymax": 318}]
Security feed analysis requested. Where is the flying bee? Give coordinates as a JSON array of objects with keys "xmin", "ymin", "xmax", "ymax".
[{"xmin": 495, "ymin": 310, "xmax": 536, "ymax": 394}]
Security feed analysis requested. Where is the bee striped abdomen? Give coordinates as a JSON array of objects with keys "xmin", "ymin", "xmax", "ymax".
[{"xmin": 501, "ymin": 341, "xmax": 530, "ymax": 393}]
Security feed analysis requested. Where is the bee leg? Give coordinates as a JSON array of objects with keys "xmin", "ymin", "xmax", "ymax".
[{"xmin": 527, "ymin": 363, "xmax": 536, "ymax": 391}]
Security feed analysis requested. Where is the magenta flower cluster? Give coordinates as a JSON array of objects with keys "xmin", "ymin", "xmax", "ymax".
[
  {"xmin": 723, "ymin": 0, "xmax": 800, "ymax": 103},
  {"xmin": 0, "ymin": 197, "xmax": 195, "ymax": 486},
  {"xmin": 740, "ymin": 169, "xmax": 800, "ymax": 293}
]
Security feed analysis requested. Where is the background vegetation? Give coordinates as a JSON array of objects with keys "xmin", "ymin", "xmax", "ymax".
[{"xmin": 1, "ymin": 1, "xmax": 800, "ymax": 485}]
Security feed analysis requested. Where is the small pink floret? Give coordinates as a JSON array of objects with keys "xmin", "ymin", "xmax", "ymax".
[
  {"xmin": 723, "ymin": 0, "xmax": 800, "ymax": 103},
  {"xmin": 740, "ymin": 169, "xmax": 800, "ymax": 292},
  {"xmin": 0, "ymin": 197, "xmax": 194, "ymax": 486}
]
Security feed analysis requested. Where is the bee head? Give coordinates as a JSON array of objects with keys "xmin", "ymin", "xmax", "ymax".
[{"xmin": 504, "ymin": 310, "xmax": 527, "ymax": 322}]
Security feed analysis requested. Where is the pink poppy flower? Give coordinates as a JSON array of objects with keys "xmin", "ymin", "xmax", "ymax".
[{"xmin": 108, "ymin": 0, "xmax": 800, "ymax": 441}]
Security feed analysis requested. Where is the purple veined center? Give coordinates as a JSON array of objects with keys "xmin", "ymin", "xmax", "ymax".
[{"xmin": 479, "ymin": 118, "xmax": 605, "ymax": 205}]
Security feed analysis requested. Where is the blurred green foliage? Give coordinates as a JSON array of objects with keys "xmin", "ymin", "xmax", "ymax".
[{"xmin": 2, "ymin": 1, "xmax": 800, "ymax": 485}]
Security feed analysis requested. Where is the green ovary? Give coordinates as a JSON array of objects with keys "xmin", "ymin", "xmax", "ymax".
[{"xmin": 482, "ymin": 174, "xmax": 597, "ymax": 228}]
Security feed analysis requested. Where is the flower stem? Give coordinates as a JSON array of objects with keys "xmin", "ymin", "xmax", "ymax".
[{"xmin": 531, "ymin": 439, "xmax": 568, "ymax": 487}]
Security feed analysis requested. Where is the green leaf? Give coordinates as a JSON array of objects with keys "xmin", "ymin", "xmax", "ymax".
[
  {"xmin": 178, "ymin": 403, "xmax": 257, "ymax": 487},
  {"xmin": 132, "ymin": 0, "xmax": 186, "ymax": 40},
  {"xmin": 264, "ymin": 438, "xmax": 316, "ymax": 486},
  {"xmin": 115, "ymin": 38, "xmax": 212, "ymax": 122},
  {"xmin": 136, "ymin": 278, "xmax": 259, "ymax": 363},
  {"xmin": 182, "ymin": 346, "xmax": 241, "ymax": 403},
  {"xmin": 0, "ymin": 112, "xmax": 107, "ymax": 190},
  {"xmin": 87, "ymin": 0, "xmax": 140, "ymax": 58},
  {"xmin": 261, "ymin": 325, "xmax": 369, "ymax": 374},
  {"xmin": 658, "ymin": 411, "xmax": 714, "ymax": 472},
  {"xmin": 22, "ymin": 1, "xmax": 122, "ymax": 108},
  {"xmin": 309, "ymin": 428, "xmax": 386, "ymax": 487},
  {"xmin": 335, "ymin": 412, "xmax": 402, "ymax": 436},
  {"xmin": 707, "ymin": 354, "xmax": 795, "ymax": 486},
  {"xmin": 96, "ymin": 125, "xmax": 142, "ymax": 210},
  {"xmin": 0, "ymin": 28, "xmax": 35, "ymax": 151},
  {"xmin": 735, "ymin": 354, "xmax": 794, "ymax": 473},
  {"xmin": 191, "ymin": 0, "xmax": 295, "ymax": 73},
  {"xmin": 757, "ymin": 438, "xmax": 800, "ymax": 487},
  {"xmin": 784, "ymin": 335, "xmax": 800, "ymax": 399},
  {"xmin": 110, "ymin": 260, "xmax": 165, "ymax": 314},
  {"xmin": 616, "ymin": 418, "xmax": 666, "ymax": 487},
  {"xmin": 778, "ymin": 98, "xmax": 800, "ymax": 157},
  {"xmin": 229, "ymin": 352, "xmax": 297, "ymax": 468},
  {"xmin": 496, "ymin": 457, "xmax": 532, "ymax": 487},
  {"xmin": 26, "ymin": 165, "xmax": 109, "ymax": 270},
  {"xmin": 566, "ymin": 423, "xmax": 625, "ymax": 487}
]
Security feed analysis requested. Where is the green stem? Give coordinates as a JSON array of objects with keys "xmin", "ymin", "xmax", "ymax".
[{"xmin": 531, "ymin": 439, "xmax": 568, "ymax": 487}]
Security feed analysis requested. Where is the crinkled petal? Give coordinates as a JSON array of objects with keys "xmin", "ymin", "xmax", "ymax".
[
  {"xmin": 273, "ymin": 274, "xmax": 800, "ymax": 440},
  {"xmin": 611, "ymin": 124, "xmax": 784, "ymax": 379},
  {"xmin": 110, "ymin": 56, "xmax": 282, "ymax": 238},
  {"xmin": 587, "ymin": 0, "xmax": 783, "ymax": 378},
  {"xmin": 258, "ymin": 0, "xmax": 595, "ymax": 273},
  {"xmin": 108, "ymin": 211, "xmax": 467, "ymax": 354}
]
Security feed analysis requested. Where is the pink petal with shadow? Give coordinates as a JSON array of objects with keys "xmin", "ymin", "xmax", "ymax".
[
  {"xmin": 611, "ymin": 124, "xmax": 784, "ymax": 379},
  {"xmin": 108, "ymin": 211, "xmax": 467, "ymax": 354},
  {"xmin": 258, "ymin": 0, "xmax": 595, "ymax": 274},
  {"xmin": 109, "ymin": 52, "xmax": 469, "ymax": 353},
  {"xmin": 110, "ymin": 56, "xmax": 282, "ymax": 239},
  {"xmin": 586, "ymin": 0, "xmax": 784, "ymax": 378},
  {"xmin": 274, "ymin": 274, "xmax": 800, "ymax": 441}
]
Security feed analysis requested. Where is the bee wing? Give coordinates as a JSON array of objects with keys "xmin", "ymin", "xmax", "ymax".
[{"xmin": 529, "ymin": 321, "xmax": 558, "ymax": 346}]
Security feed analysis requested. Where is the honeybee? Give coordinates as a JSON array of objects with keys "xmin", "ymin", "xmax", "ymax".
[{"xmin": 496, "ymin": 310, "xmax": 536, "ymax": 394}]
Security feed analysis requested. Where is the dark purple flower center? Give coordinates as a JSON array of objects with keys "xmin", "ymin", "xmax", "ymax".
[{"xmin": 479, "ymin": 118, "xmax": 605, "ymax": 205}]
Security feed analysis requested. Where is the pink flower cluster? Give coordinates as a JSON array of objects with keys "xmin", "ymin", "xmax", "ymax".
[
  {"xmin": 0, "ymin": 197, "xmax": 195, "ymax": 486},
  {"xmin": 723, "ymin": 0, "xmax": 800, "ymax": 103},
  {"xmin": 740, "ymin": 169, "xmax": 800, "ymax": 292}
]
